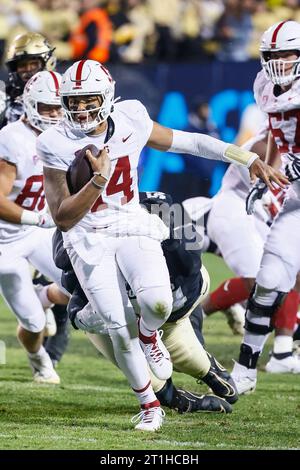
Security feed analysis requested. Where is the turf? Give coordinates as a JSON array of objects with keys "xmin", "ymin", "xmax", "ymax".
[{"xmin": 0, "ymin": 253, "xmax": 299, "ymax": 450}]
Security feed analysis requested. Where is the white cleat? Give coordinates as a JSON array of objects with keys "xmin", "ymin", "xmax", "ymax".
[
  {"xmin": 44, "ymin": 308, "xmax": 57, "ymax": 337},
  {"xmin": 265, "ymin": 355, "xmax": 300, "ymax": 374},
  {"xmin": 139, "ymin": 331, "xmax": 173, "ymax": 380},
  {"xmin": 224, "ymin": 304, "xmax": 245, "ymax": 336},
  {"xmin": 29, "ymin": 352, "xmax": 61, "ymax": 384},
  {"xmin": 34, "ymin": 368, "xmax": 61, "ymax": 384},
  {"xmin": 131, "ymin": 406, "xmax": 165, "ymax": 432},
  {"xmin": 231, "ymin": 361, "xmax": 257, "ymax": 395}
]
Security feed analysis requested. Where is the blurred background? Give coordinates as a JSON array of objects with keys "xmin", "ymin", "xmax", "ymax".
[{"xmin": 0, "ymin": 0, "xmax": 299, "ymax": 201}]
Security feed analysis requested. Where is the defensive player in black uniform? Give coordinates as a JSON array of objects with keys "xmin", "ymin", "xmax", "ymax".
[
  {"xmin": 53, "ymin": 192, "xmax": 238, "ymax": 413},
  {"xmin": 1, "ymin": 32, "xmax": 56, "ymax": 126}
]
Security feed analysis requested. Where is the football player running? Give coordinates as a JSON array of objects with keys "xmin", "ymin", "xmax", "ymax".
[
  {"xmin": 38, "ymin": 59, "xmax": 286, "ymax": 431},
  {"xmin": 231, "ymin": 20, "xmax": 300, "ymax": 394},
  {"xmin": 52, "ymin": 192, "xmax": 237, "ymax": 415},
  {"xmin": 0, "ymin": 70, "xmax": 66, "ymax": 384}
]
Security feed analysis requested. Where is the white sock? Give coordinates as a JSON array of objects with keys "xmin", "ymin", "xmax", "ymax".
[
  {"xmin": 28, "ymin": 345, "xmax": 47, "ymax": 360},
  {"xmin": 139, "ymin": 317, "xmax": 155, "ymax": 338},
  {"xmin": 132, "ymin": 380, "xmax": 158, "ymax": 406},
  {"xmin": 243, "ymin": 332, "xmax": 270, "ymax": 354},
  {"xmin": 273, "ymin": 335, "xmax": 293, "ymax": 354},
  {"xmin": 109, "ymin": 330, "xmax": 152, "ymax": 391}
]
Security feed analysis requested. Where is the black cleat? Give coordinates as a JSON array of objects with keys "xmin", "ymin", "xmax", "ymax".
[
  {"xmin": 176, "ymin": 390, "xmax": 232, "ymax": 414},
  {"xmin": 200, "ymin": 353, "xmax": 239, "ymax": 404}
]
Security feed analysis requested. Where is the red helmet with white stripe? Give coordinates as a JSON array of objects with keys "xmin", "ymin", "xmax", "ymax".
[
  {"xmin": 23, "ymin": 70, "xmax": 62, "ymax": 131},
  {"xmin": 260, "ymin": 20, "xmax": 300, "ymax": 86},
  {"xmin": 60, "ymin": 60, "xmax": 115, "ymax": 133}
]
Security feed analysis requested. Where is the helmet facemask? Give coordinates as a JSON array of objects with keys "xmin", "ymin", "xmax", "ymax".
[
  {"xmin": 62, "ymin": 91, "xmax": 113, "ymax": 134},
  {"xmin": 23, "ymin": 71, "xmax": 62, "ymax": 132},
  {"xmin": 24, "ymin": 97, "xmax": 62, "ymax": 132},
  {"xmin": 60, "ymin": 60, "xmax": 115, "ymax": 134},
  {"xmin": 261, "ymin": 50, "xmax": 300, "ymax": 86}
]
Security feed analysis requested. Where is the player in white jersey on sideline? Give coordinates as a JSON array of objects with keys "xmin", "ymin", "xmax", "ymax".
[
  {"xmin": 0, "ymin": 70, "xmax": 67, "ymax": 384},
  {"xmin": 38, "ymin": 59, "xmax": 286, "ymax": 431},
  {"xmin": 230, "ymin": 20, "xmax": 300, "ymax": 394}
]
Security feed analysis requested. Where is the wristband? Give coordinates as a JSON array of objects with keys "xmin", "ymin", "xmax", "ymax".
[
  {"xmin": 93, "ymin": 172, "xmax": 109, "ymax": 182},
  {"xmin": 20, "ymin": 209, "xmax": 40, "ymax": 226},
  {"xmin": 91, "ymin": 177, "xmax": 106, "ymax": 190},
  {"xmin": 224, "ymin": 144, "xmax": 259, "ymax": 168}
]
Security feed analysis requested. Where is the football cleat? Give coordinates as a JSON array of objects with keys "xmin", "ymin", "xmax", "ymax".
[
  {"xmin": 29, "ymin": 351, "xmax": 60, "ymax": 384},
  {"xmin": 131, "ymin": 405, "xmax": 165, "ymax": 432},
  {"xmin": 33, "ymin": 368, "xmax": 60, "ymax": 384},
  {"xmin": 265, "ymin": 354, "xmax": 300, "ymax": 374},
  {"xmin": 231, "ymin": 361, "xmax": 257, "ymax": 395},
  {"xmin": 200, "ymin": 353, "xmax": 238, "ymax": 404},
  {"xmin": 139, "ymin": 330, "xmax": 173, "ymax": 381},
  {"xmin": 224, "ymin": 303, "xmax": 245, "ymax": 336},
  {"xmin": 176, "ymin": 390, "xmax": 232, "ymax": 414}
]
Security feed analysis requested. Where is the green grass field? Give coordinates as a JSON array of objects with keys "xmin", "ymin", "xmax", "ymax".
[{"xmin": 0, "ymin": 253, "xmax": 299, "ymax": 450}]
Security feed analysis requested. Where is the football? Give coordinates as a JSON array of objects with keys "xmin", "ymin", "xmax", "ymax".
[{"xmin": 66, "ymin": 144, "xmax": 99, "ymax": 194}]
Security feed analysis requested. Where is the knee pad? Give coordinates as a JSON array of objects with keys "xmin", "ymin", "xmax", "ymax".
[
  {"xmin": 245, "ymin": 284, "xmax": 286, "ymax": 335},
  {"xmin": 137, "ymin": 287, "xmax": 172, "ymax": 322}
]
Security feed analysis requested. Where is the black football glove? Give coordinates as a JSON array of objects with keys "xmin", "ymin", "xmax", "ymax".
[
  {"xmin": 284, "ymin": 155, "xmax": 300, "ymax": 182},
  {"xmin": 246, "ymin": 179, "xmax": 268, "ymax": 215}
]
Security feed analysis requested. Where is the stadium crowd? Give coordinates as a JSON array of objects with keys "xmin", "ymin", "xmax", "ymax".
[{"xmin": 0, "ymin": 0, "xmax": 300, "ymax": 65}]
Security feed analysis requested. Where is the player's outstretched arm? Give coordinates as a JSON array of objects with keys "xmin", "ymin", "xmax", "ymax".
[{"xmin": 147, "ymin": 122, "xmax": 289, "ymax": 190}]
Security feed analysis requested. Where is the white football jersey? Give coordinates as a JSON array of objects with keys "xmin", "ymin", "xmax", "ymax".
[
  {"xmin": 254, "ymin": 70, "xmax": 300, "ymax": 160},
  {"xmin": 0, "ymin": 119, "xmax": 46, "ymax": 242},
  {"xmin": 37, "ymin": 100, "xmax": 169, "ymax": 247},
  {"xmin": 254, "ymin": 70, "xmax": 300, "ymax": 198}
]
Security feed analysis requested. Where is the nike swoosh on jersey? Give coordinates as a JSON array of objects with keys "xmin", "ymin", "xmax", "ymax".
[
  {"xmin": 223, "ymin": 280, "xmax": 230, "ymax": 291},
  {"xmin": 122, "ymin": 133, "xmax": 133, "ymax": 142}
]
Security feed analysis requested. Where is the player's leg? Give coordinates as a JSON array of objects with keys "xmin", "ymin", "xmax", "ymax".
[
  {"xmin": 205, "ymin": 190, "xmax": 267, "ymax": 334},
  {"xmin": 266, "ymin": 284, "xmax": 300, "ymax": 373},
  {"xmin": 0, "ymin": 249, "xmax": 59, "ymax": 384},
  {"xmin": 86, "ymin": 329, "xmax": 232, "ymax": 414},
  {"xmin": 161, "ymin": 315, "xmax": 238, "ymax": 403},
  {"xmin": 116, "ymin": 236, "xmax": 173, "ymax": 381},
  {"xmin": 232, "ymin": 200, "xmax": 300, "ymax": 393},
  {"xmin": 28, "ymin": 229, "xmax": 70, "ymax": 364},
  {"xmin": 68, "ymin": 241, "xmax": 164, "ymax": 431},
  {"xmin": 189, "ymin": 305, "xmax": 205, "ymax": 346}
]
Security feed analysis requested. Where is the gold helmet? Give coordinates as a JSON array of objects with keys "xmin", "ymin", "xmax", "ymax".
[{"xmin": 6, "ymin": 32, "xmax": 56, "ymax": 72}]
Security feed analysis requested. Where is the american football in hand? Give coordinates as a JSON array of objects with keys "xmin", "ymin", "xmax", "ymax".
[{"xmin": 66, "ymin": 144, "xmax": 99, "ymax": 194}]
